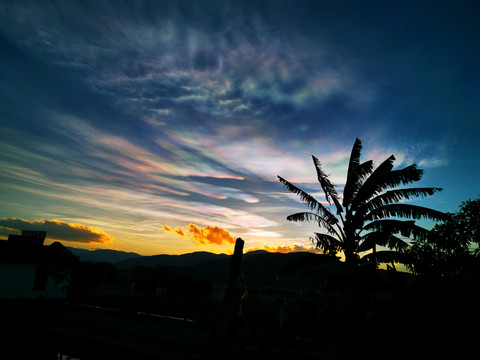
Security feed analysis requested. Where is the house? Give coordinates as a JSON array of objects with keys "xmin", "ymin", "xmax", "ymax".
[{"xmin": 0, "ymin": 230, "xmax": 78, "ymax": 299}]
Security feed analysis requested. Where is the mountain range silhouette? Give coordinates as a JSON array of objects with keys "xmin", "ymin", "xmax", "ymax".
[{"xmin": 67, "ymin": 247, "xmax": 343, "ymax": 288}]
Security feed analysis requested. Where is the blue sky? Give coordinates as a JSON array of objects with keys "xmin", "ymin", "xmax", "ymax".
[{"xmin": 0, "ymin": 0, "xmax": 479, "ymax": 255}]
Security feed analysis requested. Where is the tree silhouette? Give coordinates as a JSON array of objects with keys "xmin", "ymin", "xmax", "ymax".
[
  {"xmin": 407, "ymin": 197, "xmax": 480, "ymax": 279},
  {"xmin": 278, "ymin": 138, "xmax": 445, "ymax": 270}
]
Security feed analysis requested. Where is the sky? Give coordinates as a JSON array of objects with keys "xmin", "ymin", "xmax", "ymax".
[{"xmin": 0, "ymin": 0, "xmax": 479, "ymax": 255}]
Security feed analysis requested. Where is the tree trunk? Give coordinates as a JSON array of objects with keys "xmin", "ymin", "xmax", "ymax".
[{"xmin": 343, "ymin": 236, "xmax": 356, "ymax": 356}]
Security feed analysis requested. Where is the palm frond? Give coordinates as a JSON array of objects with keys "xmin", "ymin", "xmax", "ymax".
[
  {"xmin": 357, "ymin": 165, "xmax": 425, "ymax": 206},
  {"xmin": 370, "ymin": 165, "xmax": 424, "ymax": 197},
  {"xmin": 384, "ymin": 234, "xmax": 410, "ymax": 251},
  {"xmin": 285, "ymin": 197, "xmax": 339, "ymax": 225},
  {"xmin": 362, "ymin": 250, "xmax": 410, "ymax": 265},
  {"xmin": 357, "ymin": 160, "xmax": 375, "ymax": 179},
  {"xmin": 357, "ymin": 231, "xmax": 382, "ymax": 253},
  {"xmin": 351, "ymin": 155, "xmax": 396, "ymax": 210},
  {"xmin": 357, "ymin": 231, "xmax": 389, "ymax": 252},
  {"xmin": 363, "ymin": 219, "xmax": 431, "ymax": 241},
  {"xmin": 311, "ymin": 155, "xmax": 343, "ymax": 214},
  {"xmin": 343, "ymin": 160, "xmax": 374, "ymax": 207},
  {"xmin": 286, "ymin": 212, "xmax": 340, "ymax": 236},
  {"xmin": 343, "ymin": 138, "xmax": 362, "ymax": 202},
  {"xmin": 311, "ymin": 232, "xmax": 343, "ymax": 255},
  {"xmin": 278, "ymin": 176, "xmax": 324, "ymax": 212},
  {"xmin": 363, "ymin": 187, "xmax": 443, "ymax": 212},
  {"xmin": 358, "ymin": 231, "xmax": 408, "ymax": 252},
  {"xmin": 286, "ymin": 211, "xmax": 330, "ymax": 224},
  {"xmin": 365, "ymin": 204, "xmax": 446, "ymax": 221},
  {"xmin": 343, "ymin": 138, "xmax": 374, "ymax": 207}
]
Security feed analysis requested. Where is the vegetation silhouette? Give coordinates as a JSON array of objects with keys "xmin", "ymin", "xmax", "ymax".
[
  {"xmin": 408, "ymin": 197, "xmax": 480, "ymax": 279},
  {"xmin": 278, "ymin": 137, "xmax": 445, "ymax": 269},
  {"xmin": 278, "ymin": 138, "xmax": 448, "ymax": 357}
]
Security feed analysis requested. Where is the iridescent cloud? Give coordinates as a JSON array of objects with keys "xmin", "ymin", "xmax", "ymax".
[{"xmin": 0, "ymin": 0, "xmax": 471, "ymax": 256}]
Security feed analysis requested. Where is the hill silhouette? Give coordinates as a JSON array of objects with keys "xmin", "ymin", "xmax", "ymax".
[
  {"xmin": 67, "ymin": 247, "xmax": 343, "ymax": 288},
  {"xmin": 111, "ymin": 249, "xmax": 341, "ymax": 289},
  {"xmin": 67, "ymin": 247, "xmax": 142, "ymax": 263},
  {"xmin": 116, "ymin": 251, "xmax": 230, "ymax": 269}
]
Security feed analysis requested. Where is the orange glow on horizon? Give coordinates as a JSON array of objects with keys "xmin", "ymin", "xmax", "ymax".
[{"xmin": 246, "ymin": 244, "xmax": 320, "ymax": 254}]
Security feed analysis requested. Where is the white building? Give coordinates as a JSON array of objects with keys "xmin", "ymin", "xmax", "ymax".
[{"xmin": 0, "ymin": 231, "xmax": 77, "ymax": 299}]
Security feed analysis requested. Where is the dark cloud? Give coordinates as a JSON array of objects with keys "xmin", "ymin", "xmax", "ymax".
[
  {"xmin": 192, "ymin": 50, "xmax": 219, "ymax": 71},
  {"xmin": 0, "ymin": 218, "xmax": 114, "ymax": 243}
]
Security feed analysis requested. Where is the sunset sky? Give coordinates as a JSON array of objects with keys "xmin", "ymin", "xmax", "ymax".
[{"xmin": 1, "ymin": 1, "xmax": 479, "ymax": 255}]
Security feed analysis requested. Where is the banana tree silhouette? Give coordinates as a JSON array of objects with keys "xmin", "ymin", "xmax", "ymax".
[{"xmin": 278, "ymin": 138, "xmax": 445, "ymax": 270}]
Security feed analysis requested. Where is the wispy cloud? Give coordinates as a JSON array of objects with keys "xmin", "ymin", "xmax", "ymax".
[
  {"xmin": 0, "ymin": 0, "xmax": 473, "ymax": 256},
  {"xmin": 0, "ymin": 1, "xmax": 370, "ymax": 133}
]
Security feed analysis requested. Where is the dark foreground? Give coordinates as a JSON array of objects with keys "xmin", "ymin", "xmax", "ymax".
[{"xmin": 2, "ymin": 270, "xmax": 478, "ymax": 360}]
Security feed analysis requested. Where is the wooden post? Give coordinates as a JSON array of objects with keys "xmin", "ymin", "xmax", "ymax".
[
  {"xmin": 215, "ymin": 238, "xmax": 245, "ymax": 350},
  {"xmin": 224, "ymin": 238, "xmax": 244, "ymax": 303}
]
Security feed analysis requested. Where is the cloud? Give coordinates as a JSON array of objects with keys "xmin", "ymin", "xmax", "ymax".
[
  {"xmin": 163, "ymin": 223, "xmax": 235, "ymax": 245},
  {"xmin": 0, "ymin": 0, "xmax": 464, "ymax": 257},
  {"xmin": 162, "ymin": 224, "xmax": 187, "ymax": 238},
  {"xmin": 188, "ymin": 224, "xmax": 235, "ymax": 245},
  {"xmin": 0, "ymin": 218, "xmax": 114, "ymax": 243},
  {"xmin": 162, "ymin": 224, "xmax": 172, "ymax": 232},
  {"xmin": 0, "ymin": 0, "xmax": 364, "ymax": 134}
]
